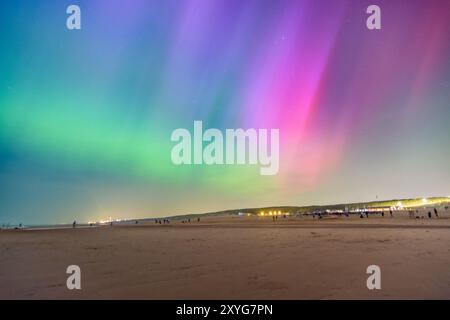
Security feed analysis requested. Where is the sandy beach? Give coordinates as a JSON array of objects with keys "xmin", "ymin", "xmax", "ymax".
[{"xmin": 1, "ymin": 212, "xmax": 450, "ymax": 300}]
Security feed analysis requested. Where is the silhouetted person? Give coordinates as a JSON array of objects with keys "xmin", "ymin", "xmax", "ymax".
[
  {"xmin": 72, "ymin": 220, "xmax": 76, "ymax": 229},
  {"xmin": 389, "ymin": 210, "xmax": 393, "ymax": 217},
  {"xmin": 434, "ymin": 208, "xmax": 439, "ymax": 218},
  {"xmin": 381, "ymin": 211, "xmax": 384, "ymax": 217},
  {"xmin": 428, "ymin": 211, "xmax": 432, "ymax": 219}
]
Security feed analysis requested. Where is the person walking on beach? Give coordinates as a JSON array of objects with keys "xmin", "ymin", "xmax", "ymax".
[
  {"xmin": 434, "ymin": 208, "xmax": 439, "ymax": 218},
  {"xmin": 389, "ymin": 210, "xmax": 393, "ymax": 217},
  {"xmin": 428, "ymin": 211, "xmax": 432, "ymax": 219},
  {"xmin": 72, "ymin": 220, "xmax": 76, "ymax": 229}
]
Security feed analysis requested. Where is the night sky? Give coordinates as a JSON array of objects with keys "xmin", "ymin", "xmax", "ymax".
[{"xmin": 1, "ymin": 0, "xmax": 449, "ymax": 224}]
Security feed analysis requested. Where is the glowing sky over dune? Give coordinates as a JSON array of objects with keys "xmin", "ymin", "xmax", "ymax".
[{"xmin": 1, "ymin": 0, "xmax": 449, "ymax": 224}]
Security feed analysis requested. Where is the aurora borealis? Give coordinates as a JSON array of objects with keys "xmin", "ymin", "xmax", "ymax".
[{"xmin": 1, "ymin": 0, "xmax": 449, "ymax": 224}]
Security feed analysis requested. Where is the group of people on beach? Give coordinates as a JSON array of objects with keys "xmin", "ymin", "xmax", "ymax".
[
  {"xmin": 358, "ymin": 210, "xmax": 393, "ymax": 218},
  {"xmin": 309, "ymin": 207, "xmax": 443, "ymax": 220},
  {"xmin": 155, "ymin": 219, "xmax": 170, "ymax": 224},
  {"xmin": 271, "ymin": 215, "xmax": 288, "ymax": 221},
  {"xmin": 66, "ymin": 206, "xmax": 445, "ymax": 229},
  {"xmin": 409, "ymin": 208, "xmax": 439, "ymax": 219}
]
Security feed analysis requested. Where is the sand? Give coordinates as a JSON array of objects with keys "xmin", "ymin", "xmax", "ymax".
[{"xmin": 1, "ymin": 211, "xmax": 450, "ymax": 299}]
